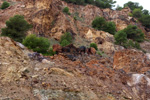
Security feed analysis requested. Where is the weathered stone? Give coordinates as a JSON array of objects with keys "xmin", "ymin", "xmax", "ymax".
[
  {"xmin": 113, "ymin": 49, "xmax": 149, "ymax": 73},
  {"xmin": 53, "ymin": 44, "xmax": 62, "ymax": 53}
]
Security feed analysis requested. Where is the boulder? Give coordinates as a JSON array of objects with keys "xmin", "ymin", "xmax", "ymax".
[
  {"xmin": 89, "ymin": 47, "xmax": 96, "ymax": 55},
  {"xmin": 53, "ymin": 44, "xmax": 62, "ymax": 53}
]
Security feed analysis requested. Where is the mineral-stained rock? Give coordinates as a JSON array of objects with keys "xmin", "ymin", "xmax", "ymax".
[
  {"xmin": 89, "ymin": 47, "xmax": 96, "ymax": 54},
  {"xmin": 113, "ymin": 49, "xmax": 150, "ymax": 73},
  {"xmin": 1, "ymin": 0, "xmax": 150, "ymax": 100},
  {"xmin": 53, "ymin": 44, "xmax": 62, "ymax": 53}
]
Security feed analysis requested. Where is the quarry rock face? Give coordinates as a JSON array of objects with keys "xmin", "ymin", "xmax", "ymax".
[
  {"xmin": 1, "ymin": 0, "xmax": 150, "ymax": 99},
  {"xmin": 0, "ymin": 0, "xmax": 147, "ymax": 37},
  {"xmin": 0, "ymin": 37, "xmax": 150, "ymax": 100},
  {"xmin": 113, "ymin": 49, "xmax": 150, "ymax": 73},
  {"xmin": 0, "ymin": 0, "xmax": 149, "ymax": 55}
]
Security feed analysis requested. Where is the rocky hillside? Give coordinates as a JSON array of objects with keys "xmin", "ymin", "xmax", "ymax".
[
  {"xmin": 0, "ymin": 36, "xmax": 150, "ymax": 100},
  {"xmin": 0, "ymin": 0, "xmax": 150, "ymax": 100},
  {"xmin": 1, "ymin": 0, "xmax": 150, "ymax": 54}
]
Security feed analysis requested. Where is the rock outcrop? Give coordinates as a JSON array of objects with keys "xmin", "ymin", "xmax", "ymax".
[
  {"xmin": 1, "ymin": 0, "xmax": 150, "ymax": 99},
  {"xmin": 113, "ymin": 49, "xmax": 150, "ymax": 73},
  {"xmin": 0, "ymin": 0, "xmax": 148, "ymax": 37}
]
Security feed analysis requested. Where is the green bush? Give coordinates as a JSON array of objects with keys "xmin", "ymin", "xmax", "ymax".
[
  {"xmin": 114, "ymin": 30, "xmax": 127, "ymax": 46},
  {"xmin": 103, "ymin": 21, "xmax": 116, "ymax": 35},
  {"xmin": 92, "ymin": 17, "xmax": 116, "ymax": 35},
  {"xmin": 94, "ymin": 0, "xmax": 116, "ymax": 9},
  {"xmin": 62, "ymin": 0, "xmax": 116, "ymax": 9},
  {"xmin": 1, "ymin": 15, "xmax": 32, "ymax": 42},
  {"xmin": 134, "ymin": 41, "xmax": 141, "ymax": 49},
  {"xmin": 132, "ymin": 8, "xmax": 142, "ymax": 18},
  {"xmin": 46, "ymin": 48, "xmax": 56, "ymax": 56},
  {"xmin": 128, "ymin": 40, "xmax": 134, "ymax": 48},
  {"xmin": 60, "ymin": 39, "xmax": 70, "ymax": 47},
  {"xmin": 116, "ymin": 5, "xmax": 123, "ymax": 11},
  {"xmin": 123, "ymin": 25, "xmax": 144, "ymax": 42},
  {"xmin": 114, "ymin": 26, "xmax": 143, "ymax": 49},
  {"xmin": 90, "ymin": 43, "xmax": 98, "ymax": 50},
  {"xmin": 139, "ymin": 15, "xmax": 150, "ymax": 28},
  {"xmin": 1, "ymin": 1, "xmax": 10, "ymax": 9},
  {"xmin": 60, "ymin": 32, "xmax": 72, "ymax": 44},
  {"xmin": 124, "ymin": 1, "xmax": 143, "ymax": 11},
  {"xmin": 92, "ymin": 17, "xmax": 106, "ymax": 30},
  {"xmin": 142, "ymin": 9, "xmax": 149, "ymax": 15},
  {"xmin": 23, "ymin": 34, "xmax": 50, "ymax": 54},
  {"xmin": 63, "ymin": 7, "xmax": 70, "ymax": 15},
  {"xmin": 127, "ymin": 40, "xmax": 141, "ymax": 49}
]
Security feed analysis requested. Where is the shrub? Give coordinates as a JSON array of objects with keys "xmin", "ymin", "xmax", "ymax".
[
  {"xmin": 103, "ymin": 21, "xmax": 116, "ymax": 35},
  {"xmin": 95, "ymin": 0, "xmax": 116, "ymax": 9},
  {"xmin": 92, "ymin": 17, "xmax": 116, "ymax": 35},
  {"xmin": 124, "ymin": 1, "xmax": 143, "ymax": 11},
  {"xmin": 116, "ymin": 5, "xmax": 123, "ymax": 11},
  {"xmin": 114, "ymin": 30, "xmax": 127, "ymax": 46},
  {"xmin": 1, "ymin": 15, "xmax": 32, "ymax": 42},
  {"xmin": 85, "ymin": 0, "xmax": 95, "ymax": 4},
  {"xmin": 142, "ymin": 9, "xmax": 149, "ymax": 15},
  {"xmin": 92, "ymin": 17, "xmax": 106, "ymax": 30},
  {"xmin": 23, "ymin": 34, "xmax": 50, "ymax": 54},
  {"xmin": 62, "ymin": 0, "xmax": 116, "ymax": 9},
  {"xmin": 1, "ymin": 1, "xmax": 10, "ymax": 9},
  {"xmin": 90, "ymin": 43, "xmax": 98, "ymax": 50},
  {"xmin": 60, "ymin": 39, "xmax": 70, "ymax": 47},
  {"xmin": 63, "ymin": 7, "xmax": 70, "ymax": 15},
  {"xmin": 128, "ymin": 40, "xmax": 134, "ymax": 48},
  {"xmin": 139, "ymin": 15, "xmax": 150, "ymax": 28},
  {"xmin": 47, "ymin": 48, "xmax": 56, "ymax": 56},
  {"xmin": 123, "ymin": 25, "xmax": 144, "ymax": 42},
  {"xmin": 134, "ymin": 41, "xmax": 141, "ymax": 49},
  {"xmin": 132, "ymin": 8, "xmax": 142, "ymax": 18},
  {"xmin": 128, "ymin": 13, "xmax": 133, "ymax": 17},
  {"xmin": 60, "ymin": 32, "xmax": 72, "ymax": 44}
]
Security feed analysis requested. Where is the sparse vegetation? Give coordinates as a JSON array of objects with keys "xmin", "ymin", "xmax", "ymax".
[
  {"xmin": 92, "ymin": 17, "xmax": 116, "ymax": 35},
  {"xmin": 62, "ymin": 0, "xmax": 116, "ymax": 9},
  {"xmin": 103, "ymin": 21, "xmax": 116, "ymax": 35},
  {"xmin": 60, "ymin": 39, "xmax": 70, "ymax": 47},
  {"xmin": 116, "ymin": 5, "xmax": 123, "ymax": 11},
  {"xmin": 92, "ymin": 17, "xmax": 106, "ymax": 30},
  {"xmin": 1, "ymin": 1, "xmax": 10, "ymax": 9},
  {"xmin": 124, "ymin": 1, "xmax": 143, "ymax": 10},
  {"xmin": 47, "ymin": 47, "xmax": 56, "ymax": 56},
  {"xmin": 114, "ymin": 25, "xmax": 144, "ymax": 49},
  {"xmin": 114, "ymin": 30, "xmax": 127, "ymax": 46},
  {"xmin": 132, "ymin": 8, "xmax": 142, "ymax": 18},
  {"xmin": 123, "ymin": 25, "xmax": 145, "ymax": 42},
  {"xmin": 139, "ymin": 15, "xmax": 150, "ymax": 28},
  {"xmin": 60, "ymin": 32, "xmax": 72, "ymax": 47},
  {"xmin": 123, "ymin": 1, "xmax": 150, "ymax": 29},
  {"xmin": 90, "ymin": 43, "xmax": 98, "ymax": 50},
  {"xmin": 1, "ymin": 15, "xmax": 32, "ymax": 42},
  {"xmin": 63, "ymin": 7, "xmax": 71, "ymax": 15}
]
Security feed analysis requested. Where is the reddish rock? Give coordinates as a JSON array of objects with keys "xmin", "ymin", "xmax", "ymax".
[
  {"xmin": 90, "ymin": 47, "xmax": 96, "ymax": 55},
  {"xmin": 113, "ymin": 49, "xmax": 150, "ymax": 73},
  {"xmin": 86, "ymin": 47, "xmax": 96, "ymax": 55},
  {"xmin": 52, "ymin": 44, "xmax": 62, "ymax": 53}
]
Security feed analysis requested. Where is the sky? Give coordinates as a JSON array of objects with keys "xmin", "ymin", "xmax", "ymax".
[{"xmin": 114, "ymin": 0, "xmax": 150, "ymax": 11}]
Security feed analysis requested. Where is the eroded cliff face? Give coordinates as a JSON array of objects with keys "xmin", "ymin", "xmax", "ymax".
[
  {"xmin": 1, "ymin": 1, "xmax": 150, "ymax": 99},
  {"xmin": 1, "ymin": 0, "xmax": 149, "ymax": 54},
  {"xmin": 0, "ymin": 36, "xmax": 150, "ymax": 100},
  {"xmin": 0, "ymin": 0, "xmax": 147, "ymax": 37}
]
